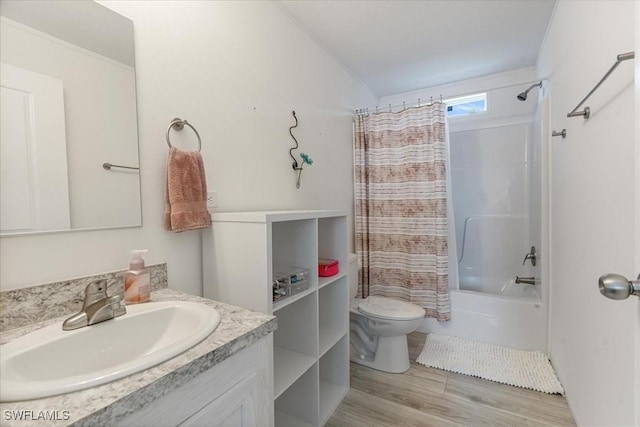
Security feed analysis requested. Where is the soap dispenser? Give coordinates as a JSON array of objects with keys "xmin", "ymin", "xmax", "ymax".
[{"xmin": 124, "ymin": 249, "xmax": 150, "ymax": 304}]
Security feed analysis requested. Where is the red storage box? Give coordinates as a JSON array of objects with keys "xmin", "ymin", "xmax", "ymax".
[{"xmin": 318, "ymin": 259, "xmax": 339, "ymax": 277}]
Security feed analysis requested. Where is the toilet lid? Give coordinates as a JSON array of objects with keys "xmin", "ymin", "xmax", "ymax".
[{"xmin": 358, "ymin": 296, "xmax": 425, "ymax": 320}]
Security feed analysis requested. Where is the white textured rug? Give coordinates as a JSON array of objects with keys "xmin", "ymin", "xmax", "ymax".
[{"xmin": 416, "ymin": 333, "xmax": 564, "ymax": 394}]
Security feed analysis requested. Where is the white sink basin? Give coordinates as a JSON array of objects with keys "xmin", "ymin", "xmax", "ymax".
[{"xmin": 1, "ymin": 300, "xmax": 220, "ymax": 402}]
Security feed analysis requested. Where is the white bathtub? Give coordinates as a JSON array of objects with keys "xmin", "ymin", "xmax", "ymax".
[
  {"xmin": 422, "ymin": 213, "xmax": 548, "ymax": 352},
  {"xmin": 419, "ymin": 288, "xmax": 548, "ymax": 351}
]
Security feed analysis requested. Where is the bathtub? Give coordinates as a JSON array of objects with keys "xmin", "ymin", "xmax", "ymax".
[
  {"xmin": 419, "ymin": 287, "xmax": 547, "ymax": 351},
  {"xmin": 420, "ymin": 214, "xmax": 548, "ymax": 352}
]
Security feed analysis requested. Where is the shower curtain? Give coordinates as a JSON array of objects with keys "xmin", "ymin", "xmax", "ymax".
[{"xmin": 354, "ymin": 103, "xmax": 451, "ymax": 321}]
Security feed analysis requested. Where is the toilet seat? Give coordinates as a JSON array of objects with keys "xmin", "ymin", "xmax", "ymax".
[{"xmin": 357, "ymin": 296, "xmax": 425, "ymax": 321}]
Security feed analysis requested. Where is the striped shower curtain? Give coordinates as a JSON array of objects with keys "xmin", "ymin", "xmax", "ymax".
[{"xmin": 354, "ymin": 103, "xmax": 450, "ymax": 321}]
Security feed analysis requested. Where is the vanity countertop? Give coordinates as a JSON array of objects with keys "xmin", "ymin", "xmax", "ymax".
[{"xmin": 0, "ymin": 289, "xmax": 277, "ymax": 426}]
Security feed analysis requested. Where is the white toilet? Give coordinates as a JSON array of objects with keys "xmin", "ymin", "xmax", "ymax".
[{"xmin": 348, "ymin": 254, "xmax": 425, "ymax": 373}]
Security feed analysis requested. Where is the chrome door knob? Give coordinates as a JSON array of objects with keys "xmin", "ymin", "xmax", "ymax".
[{"xmin": 599, "ymin": 273, "xmax": 640, "ymax": 300}]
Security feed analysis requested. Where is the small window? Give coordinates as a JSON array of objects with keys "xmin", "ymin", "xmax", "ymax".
[{"xmin": 445, "ymin": 93, "xmax": 487, "ymax": 117}]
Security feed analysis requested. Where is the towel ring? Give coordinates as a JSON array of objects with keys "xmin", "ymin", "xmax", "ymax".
[{"xmin": 166, "ymin": 117, "xmax": 202, "ymax": 152}]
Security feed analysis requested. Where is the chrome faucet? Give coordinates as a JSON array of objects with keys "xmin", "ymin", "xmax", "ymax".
[
  {"xmin": 62, "ymin": 280, "xmax": 126, "ymax": 330},
  {"xmin": 522, "ymin": 246, "xmax": 537, "ymax": 267}
]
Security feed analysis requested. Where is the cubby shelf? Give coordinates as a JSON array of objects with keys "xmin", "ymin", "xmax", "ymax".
[
  {"xmin": 319, "ymin": 271, "xmax": 346, "ymax": 289},
  {"xmin": 273, "ymin": 286, "xmax": 316, "ymax": 312},
  {"xmin": 319, "ymin": 327, "xmax": 344, "ymax": 358},
  {"xmin": 319, "ymin": 381, "xmax": 348, "ymax": 425},
  {"xmin": 274, "ymin": 347, "xmax": 316, "ymax": 399},
  {"xmin": 275, "ymin": 410, "xmax": 315, "ymax": 427},
  {"xmin": 203, "ymin": 210, "xmax": 349, "ymax": 427},
  {"xmin": 319, "ymin": 336, "xmax": 349, "ymax": 425}
]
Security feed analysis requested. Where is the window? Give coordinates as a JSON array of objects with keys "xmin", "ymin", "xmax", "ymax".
[{"xmin": 445, "ymin": 93, "xmax": 487, "ymax": 117}]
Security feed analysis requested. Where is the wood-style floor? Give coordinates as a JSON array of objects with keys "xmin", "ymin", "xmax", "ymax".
[{"xmin": 327, "ymin": 332, "xmax": 575, "ymax": 427}]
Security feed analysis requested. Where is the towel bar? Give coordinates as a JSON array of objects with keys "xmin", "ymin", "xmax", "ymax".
[
  {"xmin": 567, "ymin": 51, "xmax": 634, "ymax": 119},
  {"xmin": 103, "ymin": 162, "xmax": 139, "ymax": 171}
]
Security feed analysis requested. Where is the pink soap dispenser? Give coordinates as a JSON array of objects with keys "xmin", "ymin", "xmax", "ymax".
[{"xmin": 124, "ymin": 249, "xmax": 150, "ymax": 304}]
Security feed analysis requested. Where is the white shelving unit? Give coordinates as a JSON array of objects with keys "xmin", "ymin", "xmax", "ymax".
[{"xmin": 203, "ymin": 210, "xmax": 349, "ymax": 426}]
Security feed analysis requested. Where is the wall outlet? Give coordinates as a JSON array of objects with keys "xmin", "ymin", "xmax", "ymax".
[{"xmin": 206, "ymin": 191, "xmax": 217, "ymax": 208}]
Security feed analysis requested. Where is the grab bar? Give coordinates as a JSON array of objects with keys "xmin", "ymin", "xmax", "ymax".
[{"xmin": 567, "ymin": 51, "xmax": 634, "ymax": 119}]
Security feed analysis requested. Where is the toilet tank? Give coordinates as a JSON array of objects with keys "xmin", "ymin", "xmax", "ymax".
[{"xmin": 349, "ymin": 253, "xmax": 359, "ymax": 300}]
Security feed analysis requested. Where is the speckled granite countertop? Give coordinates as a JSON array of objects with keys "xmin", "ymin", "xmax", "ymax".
[{"xmin": 0, "ymin": 289, "xmax": 276, "ymax": 426}]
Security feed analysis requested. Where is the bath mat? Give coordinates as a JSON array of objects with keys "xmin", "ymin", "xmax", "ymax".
[{"xmin": 416, "ymin": 333, "xmax": 564, "ymax": 394}]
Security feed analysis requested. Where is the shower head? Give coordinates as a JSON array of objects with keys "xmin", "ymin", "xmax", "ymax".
[{"xmin": 516, "ymin": 81, "xmax": 543, "ymax": 102}]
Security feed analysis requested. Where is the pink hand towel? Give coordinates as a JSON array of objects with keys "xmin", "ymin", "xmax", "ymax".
[{"xmin": 164, "ymin": 147, "xmax": 211, "ymax": 232}]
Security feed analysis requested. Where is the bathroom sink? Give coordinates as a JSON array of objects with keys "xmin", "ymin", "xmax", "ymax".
[{"xmin": 0, "ymin": 300, "xmax": 221, "ymax": 402}]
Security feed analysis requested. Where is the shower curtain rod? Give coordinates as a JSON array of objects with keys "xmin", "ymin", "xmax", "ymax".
[
  {"xmin": 355, "ymin": 78, "xmax": 548, "ymax": 115},
  {"xmin": 355, "ymin": 98, "xmax": 443, "ymax": 115}
]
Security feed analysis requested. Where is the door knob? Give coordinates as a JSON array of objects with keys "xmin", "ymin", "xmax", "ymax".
[{"xmin": 598, "ymin": 273, "xmax": 640, "ymax": 300}]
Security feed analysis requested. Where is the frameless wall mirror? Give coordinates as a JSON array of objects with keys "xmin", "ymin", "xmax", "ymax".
[{"xmin": 0, "ymin": 0, "xmax": 141, "ymax": 236}]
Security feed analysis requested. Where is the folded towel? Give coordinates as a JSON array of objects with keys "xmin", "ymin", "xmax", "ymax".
[{"xmin": 164, "ymin": 147, "xmax": 211, "ymax": 232}]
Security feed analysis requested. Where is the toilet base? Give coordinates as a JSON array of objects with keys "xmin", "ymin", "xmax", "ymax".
[{"xmin": 350, "ymin": 334, "xmax": 410, "ymax": 373}]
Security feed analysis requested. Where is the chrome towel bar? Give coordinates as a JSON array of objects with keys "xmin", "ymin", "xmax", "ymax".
[
  {"xmin": 103, "ymin": 162, "xmax": 139, "ymax": 171},
  {"xmin": 567, "ymin": 51, "xmax": 634, "ymax": 119}
]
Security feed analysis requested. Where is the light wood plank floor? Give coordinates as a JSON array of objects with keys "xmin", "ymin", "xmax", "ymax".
[{"xmin": 327, "ymin": 332, "xmax": 575, "ymax": 427}]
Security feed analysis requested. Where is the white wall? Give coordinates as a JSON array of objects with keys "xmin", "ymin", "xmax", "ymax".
[
  {"xmin": 537, "ymin": 1, "xmax": 637, "ymax": 425},
  {"xmin": 636, "ymin": 3, "xmax": 640, "ymax": 422},
  {"xmin": 0, "ymin": 1, "xmax": 376, "ymax": 292},
  {"xmin": 0, "ymin": 17, "xmax": 140, "ymax": 229}
]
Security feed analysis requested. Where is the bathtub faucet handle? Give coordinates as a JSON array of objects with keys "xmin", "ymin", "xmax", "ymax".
[{"xmin": 522, "ymin": 246, "xmax": 537, "ymax": 267}]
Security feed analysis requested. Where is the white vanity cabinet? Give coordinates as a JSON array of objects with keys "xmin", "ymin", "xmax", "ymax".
[
  {"xmin": 203, "ymin": 210, "xmax": 349, "ymax": 426},
  {"xmin": 117, "ymin": 335, "xmax": 272, "ymax": 427}
]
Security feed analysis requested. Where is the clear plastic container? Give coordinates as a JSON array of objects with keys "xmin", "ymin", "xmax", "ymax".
[{"xmin": 272, "ymin": 266, "xmax": 309, "ymax": 301}]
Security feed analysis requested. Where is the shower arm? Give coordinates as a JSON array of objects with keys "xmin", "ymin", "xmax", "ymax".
[{"xmin": 523, "ymin": 82, "xmax": 542, "ymax": 93}]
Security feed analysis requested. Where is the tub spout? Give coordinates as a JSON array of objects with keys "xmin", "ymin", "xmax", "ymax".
[{"xmin": 515, "ymin": 276, "xmax": 537, "ymax": 285}]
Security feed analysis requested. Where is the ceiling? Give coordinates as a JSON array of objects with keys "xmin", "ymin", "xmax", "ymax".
[
  {"xmin": 277, "ymin": 0, "xmax": 556, "ymax": 98},
  {"xmin": 1, "ymin": 0, "xmax": 134, "ymax": 66}
]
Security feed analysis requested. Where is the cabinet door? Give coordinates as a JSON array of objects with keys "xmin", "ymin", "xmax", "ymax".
[
  {"xmin": 116, "ymin": 336, "xmax": 272, "ymax": 427},
  {"xmin": 180, "ymin": 374, "xmax": 258, "ymax": 427}
]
